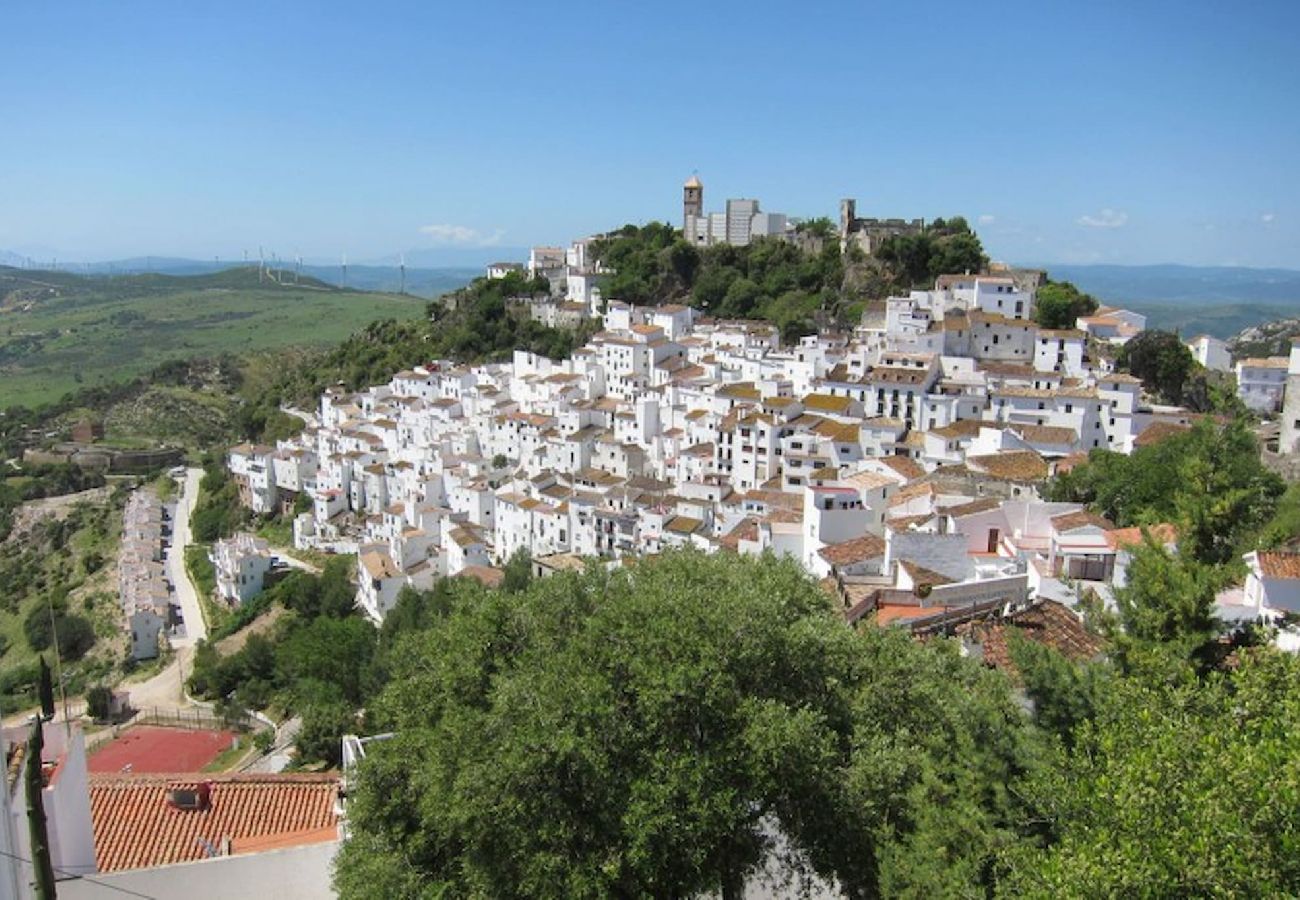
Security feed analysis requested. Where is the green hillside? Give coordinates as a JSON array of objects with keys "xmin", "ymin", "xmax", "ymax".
[{"xmin": 0, "ymin": 266, "xmax": 429, "ymax": 408}]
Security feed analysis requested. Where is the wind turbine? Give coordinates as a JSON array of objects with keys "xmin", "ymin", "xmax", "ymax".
[
  {"xmin": 399, "ymin": 252, "xmax": 406, "ymax": 295},
  {"xmin": 341, "ymin": 254, "xmax": 348, "ymax": 288}
]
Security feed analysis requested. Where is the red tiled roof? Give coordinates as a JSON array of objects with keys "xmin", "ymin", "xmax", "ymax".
[
  {"xmin": 1050, "ymin": 510, "xmax": 1114, "ymax": 532},
  {"xmin": 1134, "ymin": 421, "xmax": 1190, "ymax": 448},
  {"xmin": 818, "ymin": 533, "xmax": 887, "ymax": 566},
  {"xmin": 1257, "ymin": 551, "xmax": 1300, "ymax": 580},
  {"xmin": 89, "ymin": 773, "xmax": 340, "ymax": 873},
  {"xmin": 966, "ymin": 450, "xmax": 1049, "ymax": 483},
  {"xmin": 1105, "ymin": 523, "xmax": 1178, "ymax": 551},
  {"xmin": 960, "ymin": 600, "xmax": 1104, "ymax": 680}
]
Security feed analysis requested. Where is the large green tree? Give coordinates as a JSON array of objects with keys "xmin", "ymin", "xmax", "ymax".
[
  {"xmin": 1032, "ymin": 280, "xmax": 1099, "ymax": 330},
  {"xmin": 1117, "ymin": 329, "xmax": 1195, "ymax": 404},
  {"xmin": 1001, "ymin": 650, "xmax": 1300, "ymax": 896},
  {"xmin": 335, "ymin": 551, "xmax": 1038, "ymax": 900},
  {"xmin": 1047, "ymin": 418, "xmax": 1283, "ymax": 563}
]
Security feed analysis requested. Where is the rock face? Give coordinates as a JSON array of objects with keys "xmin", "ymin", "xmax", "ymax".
[{"xmin": 1228, "ymin": 317, "xmax": 1300, "ymax": 360}]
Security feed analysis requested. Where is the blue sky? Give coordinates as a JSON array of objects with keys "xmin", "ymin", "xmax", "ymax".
[{"xmin": 2, "ymin": 0, "xmax": 1298, "ymax": 268}]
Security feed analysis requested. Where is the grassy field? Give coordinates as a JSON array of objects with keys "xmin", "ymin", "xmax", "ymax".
[{"xmin": 0, "ymin": 266, "xmax": 435, "ymax": 408}]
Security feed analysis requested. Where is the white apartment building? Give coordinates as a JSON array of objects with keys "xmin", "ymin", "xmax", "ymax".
[{"xmin": 211, "ymin": 532, "xmax": 274, "ymax": 605}]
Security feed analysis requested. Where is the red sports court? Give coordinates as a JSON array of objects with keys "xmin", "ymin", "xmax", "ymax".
[{"xmin": 88, "ymin": 725, "xmax": 236, "ymax": 774}]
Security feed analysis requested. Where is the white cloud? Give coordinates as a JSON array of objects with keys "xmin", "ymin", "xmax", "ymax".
[
  {"xmin": 1261, "ymin": 212, "xmax": 1276, "ymax": 224},
  {"xmin": 1076, "ymin": 208, "xmax": 1128, "ymax": 229},
  {"xmin": 418, "ymin": 224, "xmax": 504, "ymax": 246},
  {"xmin": 978, "ymin": 214, "xmax": 996, "ymax": 226}
]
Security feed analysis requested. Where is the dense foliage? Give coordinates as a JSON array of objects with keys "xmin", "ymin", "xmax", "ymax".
[
  {"xmin": 1003, "ymin": 650, "xmax": 1300, "ymax": 896},
  {"xmin": 188, "ymin": 557, "xmax": 375, "ymax": 766},
  {"xmin": 1032, "ymin": 280, "xmax": 1099, "ymax": 330},
  {"xmin": 1047, "ymin": 418, "xmax": 1284, "ymax": 564},
  {"xmin": 588, "ymin": 218, "xmax": 987, "ymax": 342},
  {"xmin": 1117, "ymin": 328, "xmax": 1196, "ymax": 405},
  {"xmin": 335, "ymin": 551, "xmax": 1039, "ymax": 899},
  {"xmin": 872, "ymin": 216, "xmax": 988, "ymax": 288},
  {"xmin": 190, "ymin": 456, "xmax": 248, "ymax": 543}
]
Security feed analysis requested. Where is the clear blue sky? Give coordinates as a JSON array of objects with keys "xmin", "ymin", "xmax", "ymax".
[{"xmin": 3, "ymin": 0, "xmax": 1298, "ymax": 268}]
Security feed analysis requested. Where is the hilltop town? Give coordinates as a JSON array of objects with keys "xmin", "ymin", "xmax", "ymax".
[{"xmin": 217, "ymin": 179, "xmax": 1300, "ymax": 634}]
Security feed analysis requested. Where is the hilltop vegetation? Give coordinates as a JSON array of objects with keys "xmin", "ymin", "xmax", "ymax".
[
  {"xmin": 589, "ymin": 218, "xmax": 986, "ymax": 341},
  {"xmin": 0, "ymin": 265, "xmax": 431, "ymax": 408}
]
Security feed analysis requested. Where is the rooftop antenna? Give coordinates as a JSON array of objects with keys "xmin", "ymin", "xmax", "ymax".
[{"xmin": 399, "ymin": 252, "xmax": 406, "ymax": 295}]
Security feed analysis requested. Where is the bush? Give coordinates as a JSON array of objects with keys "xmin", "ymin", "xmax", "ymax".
[
  {"xmin": 22, "ymin": 598, "xmax": 92, "ymax": 659},
  {"xmin": 87, "ymin": 685, "xmax": 114, "ymax": 721},
  {"xmin": 253, "ymin": 729, "xmax": 276, "ymax": 754}
]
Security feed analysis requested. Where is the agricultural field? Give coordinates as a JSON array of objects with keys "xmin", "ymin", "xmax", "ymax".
[{"xmin": 0, "ymin": 266, "xmax": 434, "ymax": 408}]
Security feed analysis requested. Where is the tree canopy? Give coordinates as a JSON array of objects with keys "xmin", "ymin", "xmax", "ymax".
[
  {"xmin": 1001, "ymin": 650, "xmax": 1300, "ymax": 897},
  {"xmin": 1047, "ymin": 417, "xmax": 1284, "ymax": 563},
  {"xmin": 1117, "ymin": 329, "xmax": 1196, "ymax": 405},
  {"xmin": 334, "ymin": 551, "xmax": 1038, "ymax": 899},
  {"xmin": 1033, "ymin": 280, "xmax": 1098, "ymax": 330}
]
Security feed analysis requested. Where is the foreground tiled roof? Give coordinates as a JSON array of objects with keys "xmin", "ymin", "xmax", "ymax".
[
  {"xmin": 1257, "ymin": 551, "xmax": 1300, "ymax": 580},
  {"xmin": 960, "ymin": 600, "xmax": 1104, "ymax": 680},
  {"xmin": 89, "ymin": 773, "xmax": 340, "ymax": 873}
]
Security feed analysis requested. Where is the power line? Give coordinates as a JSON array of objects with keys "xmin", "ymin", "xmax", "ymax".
[{"xmin": 0, "ymin": 847, "xmax": 160, "ymax": 900}]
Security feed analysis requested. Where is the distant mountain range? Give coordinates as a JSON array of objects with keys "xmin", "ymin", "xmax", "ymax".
[
  {"xmin": 1042, "ymin": 264, "xmax": 1300, "ymax": 338},
  {"xmin": 0, "ymin": 252, "xmax": 483, "ymax": 298},
  {"xmin": 3, "ymin": 252, "xmax": 1297, "ymax": 337}
]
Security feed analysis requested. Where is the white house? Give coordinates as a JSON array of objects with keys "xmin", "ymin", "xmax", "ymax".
[
  {"xmin": 1242, "ymin": 551, "xmax": 1300, "ymax": 616},
  {"xmin": 211, "ymin": 533, "xmax": 274, "ymax": 605},
  {"xmin": 1236, "ymin": 357, "xmax": 1289, "ymax": 412},
  {"xmin": 1186, "ymin": 334, "xmax": 1231, "ymax": 373}
]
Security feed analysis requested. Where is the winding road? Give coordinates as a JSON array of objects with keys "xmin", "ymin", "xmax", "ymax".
[{"xmin": 165, "ymin": 467, "xmax": 207, "ymax": 646}]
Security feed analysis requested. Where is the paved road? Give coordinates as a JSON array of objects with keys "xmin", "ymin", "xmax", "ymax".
[{"xmin": 165, "ymin": 467, "xmax": 207, "ymax": 646}]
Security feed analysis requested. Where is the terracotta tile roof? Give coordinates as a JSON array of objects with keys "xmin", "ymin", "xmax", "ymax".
[
  {"xmin": 89, "ymin": 773, "xmax": 339, "ymax": 873},
  {"xmin": 959, "ymin": 600, "xmax": 1104, "ymax": 680},
  {"xmin": 1053, "ymin": 451, "xmax": 1090, "ymax": 475},
  {"xmin": 1134, "ymin": 421, "xmax": 1190, "ymax": 448},
  {"xmin": 877, "ymin": 456, "xmax": 926, "ymax": 480},
  {"xmin": 930, "ymin": 419, "xmax": 986, "ymax": 439},
  {"xmin": 1013, "ymin": 424, "xmax": 1077, "ymax": 445},
  {"xmin": 818, "ymin": 533, "xmax": 887, "ymax": 566},
  {"xmin": 966, "ymin": 450, "xmax": 1049, "ymax": 483},
  {"xmin": 899, "ymin": 560, "xmax": 955, "ymax": 587},
  {"xmin": 942, "ymin": 497, "xmax": 1002, "ymax": 518},
  {"xmin": 1257, "ymin": 551, "xmax": 1300, "ymax": 580},
  {"xmin": 1105, "ymin": 523, "xmax": 1178, "ymax": 551},
  {"xmin": 719, "ymin": 517, "xmax": 759, "ymax": 551},
  {"xmin": 1050, "ymin": 510, "xmax": 1115, "ymax": 532},
  {"xmin": 802, "ymin": 393, "xmax": 853, "ymax": 412},
  {"xmin": 456, "ymin": 565, "xmax": 505, "ymax": 588}
]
